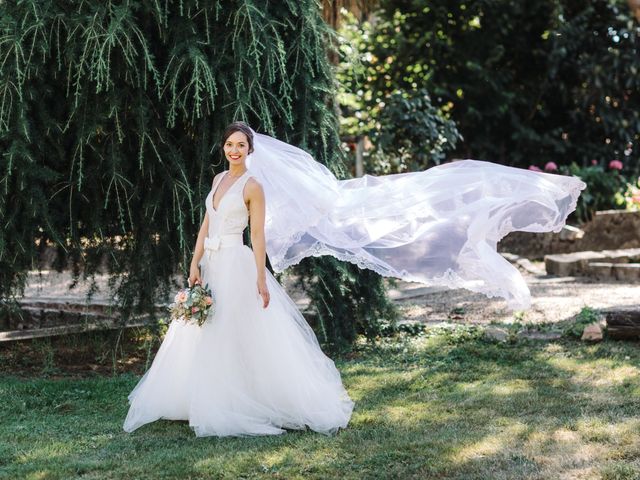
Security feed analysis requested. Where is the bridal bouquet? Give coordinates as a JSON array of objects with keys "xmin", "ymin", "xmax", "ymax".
[{"xmin": 168, "ymin": 283, "xmax": 215, "ymax": 326}]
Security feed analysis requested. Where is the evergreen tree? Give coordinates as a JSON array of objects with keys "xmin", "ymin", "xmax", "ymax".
[{"xmin": 0, "ymin": 1, "xmax": 395, "ymax": 348}]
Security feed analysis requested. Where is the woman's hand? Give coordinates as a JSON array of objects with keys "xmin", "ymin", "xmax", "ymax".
[
  {"xmin": 189, "ymin": 263, "xmax": 202, "ymax": 288},
  {"xmin": 257, "ymin": 277, "xmax": 270, "ymax": 308}
]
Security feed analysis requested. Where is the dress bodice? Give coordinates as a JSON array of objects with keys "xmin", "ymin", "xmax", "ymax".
[{"xmin": 206, "ymin": 170, "xmax": 252, "ymax": 238}]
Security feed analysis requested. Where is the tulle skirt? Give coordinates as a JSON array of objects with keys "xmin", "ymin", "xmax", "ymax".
[{"xmin": 123, "ymin": 243, "xmax": 354, "ymax": 437}]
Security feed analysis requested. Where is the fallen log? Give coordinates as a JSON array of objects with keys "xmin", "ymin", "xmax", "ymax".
[{"xmin": 605, "ymin": 309, "xmax": 640, "ymax": 340}]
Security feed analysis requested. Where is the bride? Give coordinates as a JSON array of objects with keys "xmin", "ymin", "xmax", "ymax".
[
  {"xmin": 123, "ymin": 122, "xmax": 355, "ymax": 437},
  {"xmin": 123, "ymin": 120, "xmax": 585, "ymax": 437}
]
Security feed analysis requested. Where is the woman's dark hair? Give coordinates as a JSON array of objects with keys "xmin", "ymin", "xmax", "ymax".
[{"xmin": 220, "ymin": 121, "xmax": 254, "ymax": 154}]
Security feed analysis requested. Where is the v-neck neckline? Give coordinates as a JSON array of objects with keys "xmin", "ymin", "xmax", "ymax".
[{"xmin": 211, "ymin": 170, "xmax": 248, "ymax": 213}]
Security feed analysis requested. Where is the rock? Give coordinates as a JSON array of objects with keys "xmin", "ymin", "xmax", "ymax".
[
  {"xmin": 484, "ymin": 326, "xmax": 509, "ymax": 342},
  {"xmin": 586, "ymin": 262, "xmax": 614, "ymax": 279},
  {"xmin": 600, "ymin": 249, "xmax": 640, "ymax": 263},
  {"xmin": 545, "ymin": 249, "xmax": 640, "ymax": 279},
  {"xmin": 605, "ymin": 308, "xmax": 640, "ymax": 340},
  {"xmin": 581, "ymin": 323, "xmax": 604, "ymax": 342},
  {"xmin": 498, "ymin": 211, "xmax": 640, "ymax": 259},
  {"xmin": 544, "ymin": 251, "xmax": 606, "ymax": 276},
  {"xmin": 558, "ymin": 225, "xmax": 585, "ymax": 241},
  {"xmin": 612, "ymin": 264, "xmax": 640, "ymax": 282},
  {"xmin": 501, "ymin": 252, "xmax": 520, "ymax": 263},
  {"xmin": 516, "ymin": 258, "xmax": 546, "ymax": 275}
]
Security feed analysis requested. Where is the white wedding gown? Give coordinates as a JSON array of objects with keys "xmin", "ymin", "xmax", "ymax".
[{"xmin": 123, "ymin": 170, "xmax": 355, "ymax": 437}]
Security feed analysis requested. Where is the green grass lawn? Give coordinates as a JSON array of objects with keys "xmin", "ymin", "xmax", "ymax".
[{"xmin": 1, "ymin": 326, "xmax": 639, "ymax": 479}]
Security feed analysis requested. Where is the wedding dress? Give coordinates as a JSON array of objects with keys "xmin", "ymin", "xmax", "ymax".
[{"xmin": 123, "ymin": 170, "xmax": 355, "ymax": 437}]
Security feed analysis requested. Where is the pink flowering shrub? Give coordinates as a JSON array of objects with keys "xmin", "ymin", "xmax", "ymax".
[
  {"xmin": 523, "ymin": 160, "xmax": 630, "ymax": 222},
  {"xmin": 608, "ymin": 159, "xmax": 623, "ymax": 170},
  {"xmin": 564, "ymin": 161, "xmax": 628, "ymax": 222}
]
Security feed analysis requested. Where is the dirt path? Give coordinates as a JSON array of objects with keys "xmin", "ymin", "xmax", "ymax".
[
  {"xmin": 18, "ymin": 264, "xmax": 640, "ymax": 329},
  {"xmin": 391, "ymin": 262, "xmax": 640, "ymax": 326}
]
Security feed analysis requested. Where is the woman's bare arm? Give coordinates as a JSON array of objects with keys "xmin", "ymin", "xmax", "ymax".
[
  {"xmin": 189, "ymin": 172, "xmax": 224, "ymax": 284},
  {"xmin": 190, "ymin": 210, "xmax": 209, "ymax": 271},
  {"xmin": 246, "ymin": 178, "xmax": 270, "ymax": 307}
]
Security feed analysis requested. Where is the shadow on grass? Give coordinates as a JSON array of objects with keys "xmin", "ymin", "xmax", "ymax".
[{"xmin": 1, "ymin": 331, "xmax": 639, "ymax": 479}]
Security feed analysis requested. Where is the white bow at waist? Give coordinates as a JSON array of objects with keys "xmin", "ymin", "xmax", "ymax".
[{"xmin": 203, "ymin": 233, "xmax": 243, "ymax": 259}]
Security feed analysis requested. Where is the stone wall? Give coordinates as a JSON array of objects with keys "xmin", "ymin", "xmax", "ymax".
[{"xmin": 498, "ymin": 210, "xmax": 640, "ymax": 260}]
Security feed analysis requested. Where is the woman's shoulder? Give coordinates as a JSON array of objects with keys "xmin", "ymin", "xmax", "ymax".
[
  {"xmin": 211, "ymin": 170, "xmax": 227, "ymax": 187},
  {"xmin": 244, "ymin": 176, "xmax": 264, "ymax": 196}
]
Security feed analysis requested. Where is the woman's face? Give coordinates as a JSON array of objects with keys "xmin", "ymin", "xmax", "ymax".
[{"xmin": 223, "ymin": 131, "xmax": 250, "ymax": 167}]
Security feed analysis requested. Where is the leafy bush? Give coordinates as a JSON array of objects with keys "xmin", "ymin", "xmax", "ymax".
[
  {"xmin": 367, "ymin": 89, "xmax": 461, "ymax": 173},
  {"xmin": 615, "ymin": 175, "xmax": 640, "ymax": 211},
  {"xmin": 564, "ymin": 306, "xmax": 602, "ymax": 339},
  {"xmin": 336, "ymin": 13, "xmax": 461, "ymax": 174},
  {"xmin": 560, "ymin": 162, "xmax": 628, "ymax": 222},
  {"xmin": 338, "ymin": 0, "xmax": 640, "ymax": 176},
  {"xmin": 295, "ymin": 257, "xmax": 399, "ymax": 352}
]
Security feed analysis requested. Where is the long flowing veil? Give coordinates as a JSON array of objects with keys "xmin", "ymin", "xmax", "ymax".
[{"xmin": 245, "ymin": 129, "xmax": 586, "ymax": 310}]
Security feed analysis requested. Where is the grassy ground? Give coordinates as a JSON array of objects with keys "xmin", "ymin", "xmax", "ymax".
[{"xmin": 1, "ymin": 326, "xmax": 639, "ymax": 480}]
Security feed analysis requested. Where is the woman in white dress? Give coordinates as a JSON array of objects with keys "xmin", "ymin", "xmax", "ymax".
[{"xmin": 123, "ymin": 122, "xmax": 355, "ymax": 437}]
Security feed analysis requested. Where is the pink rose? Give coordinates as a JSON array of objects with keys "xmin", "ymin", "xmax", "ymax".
[
  {"xmin": 591, "ymin": 159, "xmax": 598, "ymax": 166},
  {"xmin": 192, "ymin": 307, "xmax": 199, "ymax": 313},
  {"xmin": 528, "ymin": 165, "xmax": 542, "ymax": 172},
  {"xmin": 609, "ymin": 160, "xmax": 623, "ymax": 170},
  {"xmin": 177, "ymin": 291, "xmax": 188, "ymax": 303},
  {"xmin": 544, "ymin": 161, "xmax": 558, "ymax": 172},
  {"xmin": 205, "ymin": 297, "xmax": 213, "ymax": 305}
]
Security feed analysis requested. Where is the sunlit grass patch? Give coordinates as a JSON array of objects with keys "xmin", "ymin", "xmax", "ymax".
[
  {"xmin": 600, "ymin": 461, "xmax": 640, "ymax": 480},
  {"xmin": 1, "ymin": 328, "xmax": 639, "ymax": 479}
]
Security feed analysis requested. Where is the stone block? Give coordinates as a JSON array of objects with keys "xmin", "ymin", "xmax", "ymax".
[
  {"xmin": 516, "ymin": 258, "xmax": 546, "ymax": 275},
  {"xmin": 586, "ymin": 262, "xmax": 614, "ymax": 279},
  {"xmin": 498, "ymin": 211, "xmax": 640, "ymax": 259},
  {"xmin": 484, "ymin": 327, "xmax": 509, "ymax": 342},
  {"xmin": 599, "ymin": 248, "xmax": 640, "ymax": 263},
  {"xmin": 612, "ymin": 263, "xmax": 640, "ymax": 282},
  {"xmin": 606, "ymin": 308, "xmax": 640, "ymax": 339},
  {"xmin": 581, "ymin": 323, "xmax": 604, "ymax": 342},
  {"xmin": 558, "ymin": 225, "xmax": 585, "ymax": 241},
  {"xmin": 544, "ymin": 251, "xmax": 606, "ymax": 276}
]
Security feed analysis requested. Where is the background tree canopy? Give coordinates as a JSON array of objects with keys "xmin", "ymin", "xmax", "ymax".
[
  {"xmin": 3, "ymin": 0, "xmax": 638, "ymax": 347},
  {"xmin": 0, "ymin": 1, "xmax": 395, "ymax": 349},
  {"xmin": 338, "ymin": 0, "xmax": 640, "ymax": 179}
]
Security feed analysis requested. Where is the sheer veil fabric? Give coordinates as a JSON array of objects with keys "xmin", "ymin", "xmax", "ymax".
[{"xmin": 246, "ymin": 129, "xmax": 586, "ymax": 310}]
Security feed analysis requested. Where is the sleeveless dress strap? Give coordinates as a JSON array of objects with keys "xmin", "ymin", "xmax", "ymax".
[
  {"xmin": 236, "ymin": 172, "xmax": 252, "ymax": 194},
  {"xmin": 211, "ymin": 171, "xmax": 228, "ymax": 191}
]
